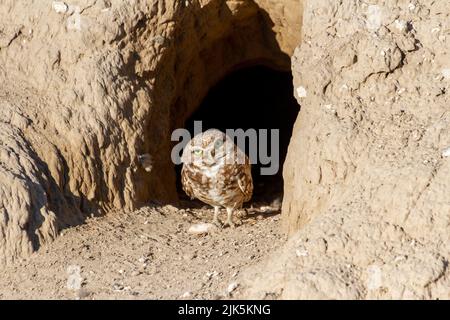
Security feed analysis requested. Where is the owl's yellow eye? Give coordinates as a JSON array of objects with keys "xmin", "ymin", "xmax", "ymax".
[{"xmin": 192, "ymin": 149, "xmax": 203, "ymax": 156}]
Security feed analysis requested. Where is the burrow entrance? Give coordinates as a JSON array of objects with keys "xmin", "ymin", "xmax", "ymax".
[{"xmin": 175, "ymin": 64, "xmax": 300, "ymax": 206}]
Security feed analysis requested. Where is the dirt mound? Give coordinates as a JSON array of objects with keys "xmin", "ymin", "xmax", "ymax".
[
  {"xmin": 0, "ymin": 0, "xmax": 302, "ymax": 263},
  {"xmin": 237, "ymin": 0, "xmax": 450, "ymax": 299}
]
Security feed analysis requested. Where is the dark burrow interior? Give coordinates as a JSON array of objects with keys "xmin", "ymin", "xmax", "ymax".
[{"xmin": 176, "ymin": 65, "xmax": 300, "ymax": 207}]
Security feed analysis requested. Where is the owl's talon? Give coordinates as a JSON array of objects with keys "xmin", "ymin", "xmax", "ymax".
[
  {"xmin": 225, "ymin": 220, "xmax": 235, "ymax": 228},
  {"xmin": 213, "ymin": 219, "xmax": 223, "ymax": 228}
]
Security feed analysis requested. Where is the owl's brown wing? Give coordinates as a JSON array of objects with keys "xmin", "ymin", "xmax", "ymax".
[
  {"xmin": 181, "ymin": 166, "xmax": 196, "ymax": 199},
  {"xmin": 237, "ymin": 165, "xmax": 253, "ymax": 203}
]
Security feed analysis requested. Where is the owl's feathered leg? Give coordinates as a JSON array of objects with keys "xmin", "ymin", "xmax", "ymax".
[
  {"xmin": 225, "ymin": 207, "xmax": 235, "ymax": 228},
  {"xmin": 213, "ymin": 206, "xmax": 222, "ymax": 227}
]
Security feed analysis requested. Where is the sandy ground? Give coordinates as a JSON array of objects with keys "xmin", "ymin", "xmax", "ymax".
[{"xmin": 0, "ymin": 200, "xmax": 284, "ymax": 300}]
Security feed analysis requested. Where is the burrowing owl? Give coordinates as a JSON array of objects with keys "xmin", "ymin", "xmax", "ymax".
[{"xmin": 181, "ymin": 129, "xmax": 253, "ymax": 227}]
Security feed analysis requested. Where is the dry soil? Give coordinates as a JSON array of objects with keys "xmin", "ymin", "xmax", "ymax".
[{"xmin": 0, "ymin": 200, "xmax": 283, "ymax": 300}]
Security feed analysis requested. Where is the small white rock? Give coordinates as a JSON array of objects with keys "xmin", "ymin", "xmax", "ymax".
[
  {"xmin": 181, "ymin": 291, "xmax": 191, "ymax": 298},
  {"xmin": 296, "ymin": 86, "xmax": 307, "ymax": 98},
  {"xmin": 442, "ymin": 147, "xmax": 450, "ymax": 158},
  {"xmin": 431, "ymin": 27, "xmax": 441, "ymax": 34},
  {"xmin": 67, "ymin": 265, "xmax": 82, "ymax": 291},
  {"xmin": 397, "ymin": 88, "xmax": 406, "ymax": 95},
  {"xmin": 52, "ymin": 1, "xmax": 68, "ymax": 14},
  {"xmin": 295, "ymin": 248, "xmax": 309, "ymax": 257},
  {"xmin": 366, "ymin": 5, "xmax": 382, "ymax": 31},
  {"xmin": 366, "ymin": 265, "xmax": 383, "ymax": 290},
  {"xmin": 227, "ymin": 282, "xmax": 239, "ymax": 294},
  {"xmin": 205, "ymin": 271, "xmax": 219, "ymax": 280},
  {"xmin": 188, "ymin": 223, "xmax": 217, "ymax": 235},
  {"xmin": 441, "ymin": 68, "xmax": 450, "ymax": 80},
  {"xmin": 394, "ymin": 19, "xmax": 406, "ymax": 32}
]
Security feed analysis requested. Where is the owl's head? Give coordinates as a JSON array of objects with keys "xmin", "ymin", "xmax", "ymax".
[{"xmin": 181, "ymin": 129, "xmax": 235, "ymax": 166}]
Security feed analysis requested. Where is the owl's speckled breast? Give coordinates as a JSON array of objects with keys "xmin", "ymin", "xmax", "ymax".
[
  {"xmin": 181, "ymin": 162, "xmax": 252, "ymax": 208},
  {"xmin": 180, "ymin": 129, "xmax": 253, "ymax": 209}
]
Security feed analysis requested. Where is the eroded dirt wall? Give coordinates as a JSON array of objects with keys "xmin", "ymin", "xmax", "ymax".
[
  {"xmin": 0, "ymin": 0, "xmax": 302, "ymax": 264},
  {"xmin": 238, "ymin": 0, "xmax": 450, "ymax": 299}
]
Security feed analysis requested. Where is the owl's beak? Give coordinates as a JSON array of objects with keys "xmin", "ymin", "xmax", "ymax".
[{"xmin": 202, "ymin": 150, "xmax": 216, "ymax": 165}]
